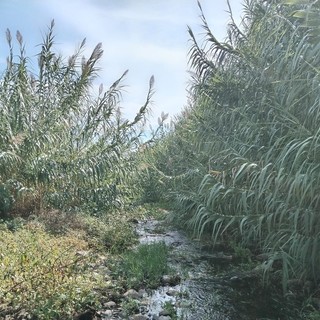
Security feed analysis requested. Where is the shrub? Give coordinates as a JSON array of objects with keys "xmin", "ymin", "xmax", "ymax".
[
  {"xmin": 0, "ymin": 224, "xmax": 104, "ymax": 319},
  {"xmin": 28, "ymin": 209, "xmax": 138, "ymax": 253}
]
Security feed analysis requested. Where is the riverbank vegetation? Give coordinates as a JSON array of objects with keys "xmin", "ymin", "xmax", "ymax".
[
  {"xmin": 0, "ymin": 19, "xmax": 166, "ymax": 319},
  {"xmin": 1, "ymin": 0, "xmax": 320, "ymax": 319},
  {"xmin": 0, "ymin": 20, "xmax": 162, "ymax": 219},
  {"xmin": 141, "ymin": 0, "xmax": 320, "ymax": 318}
]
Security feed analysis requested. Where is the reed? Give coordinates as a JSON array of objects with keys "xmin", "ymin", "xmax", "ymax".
[
  {"xmin": 0, "ymin": 21, "xmax": 154, "ymax": 215},
  {"xmin": 147, "ymin": 0, "xmax": 320, "ymax": 289}
]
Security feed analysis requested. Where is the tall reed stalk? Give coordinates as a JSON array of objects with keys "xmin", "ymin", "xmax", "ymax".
[
  {"xmin": 147, "ymin": 0, "xmax": 320, "ymax": 289},
  {"xmin": 0, "ymin": 21, "xmax": 154, "ymax": 215}
]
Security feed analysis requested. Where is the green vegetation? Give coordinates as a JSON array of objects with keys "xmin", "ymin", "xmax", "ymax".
[
  {"xmin": 0, "ymin": 20, "xmax": 162, "ymax": 317},
  {"xmin": 117, "ymin": 242, "xmax": 169, "ymax": 289},
  {"xmin": 0, "ymin": 222, "xmax": 102, "ymax": 319},
  {"xmin": 163, "ymin": 301, "xmax": 178, "ymax": 320},
  {"xmin": 307, "ymin": 311, "xmax": 320, "ymax": 320},
  {"xmin": 35, "ymin": 209, "xmax": 138, "ymax": 253},
  {"xmin": 0, "ymin": 208, "xmax": 145, "ymax": 319},
  {"xmin": 1, "ymin": 0, "xmax": 320, "ymax": 318},
  {"xmin": 230, "ymin": 241, "xmax": 252, "ymax": 264},
  {"xmin": 121, "ymin": 298, "xmax": 140, "ymax": 316},
  {"xmin": 142, "ymin": 0, "xmax": 320, "ymax": 296},
  {"xmin": 0, "ymin": 20, "xmax": 162, "ymax": 218}
]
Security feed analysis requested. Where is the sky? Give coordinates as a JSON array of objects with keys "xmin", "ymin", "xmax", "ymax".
[{"xmin": 0, "ymin": 0, "xmax": 243, "ymax": 126}]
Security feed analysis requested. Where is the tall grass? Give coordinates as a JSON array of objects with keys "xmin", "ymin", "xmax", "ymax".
[
  {"xmin": 0, "ymin": 21, "xmax": 154, "ymax": 216},
  {"xmin": 147, "ymin": 0, "xmax": 320, "ymax": 289}
]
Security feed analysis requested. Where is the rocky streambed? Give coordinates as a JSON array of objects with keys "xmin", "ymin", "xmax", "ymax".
[
  {"xmin": 94, "ymin": 218, "xmax": 300, "ymax": 320},
  {"xmin": 134, "ymin": 219, "xmax": 237, "ymax": 320}
]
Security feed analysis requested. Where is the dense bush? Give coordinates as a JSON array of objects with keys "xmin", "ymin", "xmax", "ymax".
[
  {"xmin": 0, "ymin": 223, "xmax": 103, "ymax": 319},
  {"xmin": 0, "ymin": 21, "xmax": 155, "ymax": 216},
  {"xmin": 147, "ymin": 0, "xmax": 320, "ymax": 290}
]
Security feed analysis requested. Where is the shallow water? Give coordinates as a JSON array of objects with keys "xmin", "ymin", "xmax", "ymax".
[
  {"xmin": 133, "ymin": 218, "xmax": 300, "ymax": 320},
  {"xmin": 135, "ymin": 219, "xmax": 238, "ymax": 320}
]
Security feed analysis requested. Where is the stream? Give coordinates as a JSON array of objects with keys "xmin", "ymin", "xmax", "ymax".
[
  {"xmin": 135, "ymin": 219, "xmax": 236, "ymax": 320},
  {"xmin": 133, "ymin": 219, "xmax": 290, "ymax": 320},
  {"xmin": 100, "ymin": 218, "xmax": 298, "ymax": 320}
]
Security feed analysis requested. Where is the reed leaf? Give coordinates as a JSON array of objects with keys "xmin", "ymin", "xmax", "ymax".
[{"xmin": 149, "ymin": 0, "xmax": 320, "ymax": 290}]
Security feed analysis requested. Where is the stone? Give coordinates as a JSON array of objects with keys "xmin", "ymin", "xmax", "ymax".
[
  {"xmin": 166, "ymin": 288, "xmax": 178, "ymax": 296},
  {"xmin": 128, "ymin": 218, "xmax": 139, "ymax": 224},
  {"xmin": 161, "ymin": 274, "xmax": 181, "ymax": 286},
  {"xmin": 75, "ymin": 250, "xmax": 90, "ymax": 257},
  {"xmin": 158, "ymin": 316, "xmax": 172, "ymax": 320},
  {"xmin": 140, "ymin": 299, "xmax": 149, "ymax": 306},
  {"xmin": 99, "ymin": 309, "xmax": 113, "ymax": 318},
  {"xmin": 104, "ymin": 301, "xmax": 117, "ymax": 308},
  {"xmin": 124, "ymin": 289, "xmax": 142, "ymax": 299},
  {"xmin": 130, "ymin": 314, "xmax": 148, "ymax": 320},
  {"xmin": 138, "ymin": 288, "xmax": 147, "ymax": 297},
  {"xmin": 74, "ymin": 309, "xmax": 95, "ymax": 320}
]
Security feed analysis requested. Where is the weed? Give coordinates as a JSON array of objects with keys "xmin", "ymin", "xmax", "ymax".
[
  {"xmin": 102, "ymin": 215, "xmax": 138, "ymax": 253},
  {"xmin": 230, "ymin": 241, "xmax": 253, "ymax": 264},
  {"xmin": 118, "ymin": 242, "xmax": 169, "ymax": 289},
  {"xmin": 163, "ymin": 301, "xmax": 178, "ymax": 320},
  {"xmin": 121, "ymin": 298, "xmax": 140, "ymax": 316},
  {"xmin": 0, "ymin": 224, "xmax": 104, "ymax": 319}
]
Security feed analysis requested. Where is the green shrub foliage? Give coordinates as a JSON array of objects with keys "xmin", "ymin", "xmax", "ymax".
[{"xmin": 0, "ymin": 224, "xmax": 103, "ymax": 319}]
